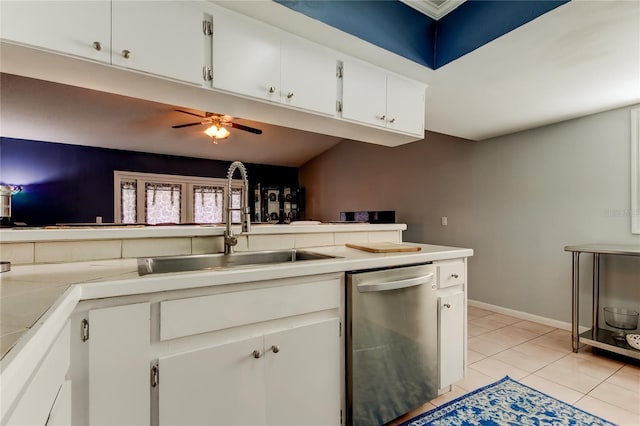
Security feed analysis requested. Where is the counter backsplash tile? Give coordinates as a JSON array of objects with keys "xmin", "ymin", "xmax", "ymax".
[
  {"xmin": 122, "ymin": 238, "xmax": 191, "ymax": 258},
  {"xmin": 368, "ymin": 231, "xmax": 401, "ymax": 243},
  {"xmin": 248, "ymin": 234, "xmax": 295, "ymax": 251},
  {"xmin": 34, "ymin": 240, "xmax": 121, "ymax": 263},
  {"xmin": 191, "ymin": 236, "xmax": 225, "ymax": 254},
  {"xmin": 334, "ymin": 232, "xmax": 369, "ymax": 245},
  {"xmin": 294, "ymin": 233, "xmax": 334, "ymax": 248},
  {"xmin": 0, "ymin": 243, "xmax": 34, "ymax": 265}
]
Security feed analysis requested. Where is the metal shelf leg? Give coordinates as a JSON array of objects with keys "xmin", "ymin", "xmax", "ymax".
[{"xmin": 572, "ymin": 251, "xmax": 580, "ymax": 352}]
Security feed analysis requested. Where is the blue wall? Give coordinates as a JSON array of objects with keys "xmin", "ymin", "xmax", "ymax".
[
  {"xmin": 275, "ymin": 0, "xmax": 569, "ymax": 69},
  {"xmin": 0, "ymin": 138, "xmax": 298, "ymax": 226},
  {"xmin": 276, "ymin": 0, "xmax": 437, "ymax": 67}
]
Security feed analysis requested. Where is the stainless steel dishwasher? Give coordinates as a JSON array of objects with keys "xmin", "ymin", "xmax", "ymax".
[{"xmin": 346, "ymin": 263, "xmax": 438, "ymax": 426}]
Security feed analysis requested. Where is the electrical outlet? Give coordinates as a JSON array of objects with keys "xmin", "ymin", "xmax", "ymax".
[{"xmin": 441, "ymin": 216, "xmax": 448, "ymax": 226}]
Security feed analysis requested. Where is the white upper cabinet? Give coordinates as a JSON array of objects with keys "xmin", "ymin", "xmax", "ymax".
[
  {"xmin": 211, "ymin": 8, "xmax": 281, "ymax": 102},
  {"xmin": 0, "ymin": 0, "xmax": 111, "ymax": 63},
  {"xmin": 280, "ymin": 36, "xmax": 338, "ymax": 116},
  {"xmin": 211, "ymin": 7, "xmax": 338, "ymax": 116},
  {"xmin": 342, "ymin": 58, "xmax": 426, "ymax": 136},
  {"xmin": 1, "ymin": 1, "xmax": 204, "ymax": 85},
  {"xmin": 386, "ymin": 74, "xmax": 427, "ymax": 136},
  {"xmin": 341, "ymin": 59, "xmax": 388, "ymax": 128},
  {"xmin": 112, "ymin": 1, "xmax": 205, "ymax": 84}
]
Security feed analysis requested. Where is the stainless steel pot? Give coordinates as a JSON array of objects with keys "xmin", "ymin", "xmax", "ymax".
[
  {"xmin": 1, "ymin": 185, "xmax": 12, "ymax": 218},
  {"xmin": 0, "ymin": 185, "xmax": 21, "ymax": 219}
]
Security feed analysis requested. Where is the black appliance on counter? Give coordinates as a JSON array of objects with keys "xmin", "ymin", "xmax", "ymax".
[{"xmin": 340, "ymin": 210, "xmax": 395, "ymax": 224}]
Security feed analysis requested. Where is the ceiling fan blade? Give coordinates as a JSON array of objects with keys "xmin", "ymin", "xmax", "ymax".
[
  {"xmin": 172, "ymin": 122, "xmax": 204, "ymax": 128},
  {"xmin": 175, "ymin": 109, "xmax": 208, "ymax": 118},
  {"xmin": 229, "ymin": 122, "xmax": 263, "ymax": 135}
]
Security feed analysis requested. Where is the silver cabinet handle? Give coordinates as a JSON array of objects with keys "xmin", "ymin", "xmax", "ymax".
[
  {"xmin": 379, "ymin": 115, "xmax": 386, "ymax": 121},
  {"xmin": 286, "ymin": 92, "xmax": 294, "ymax": 99},
  {"xmin": 388, "ymin": 118, "xmax": 396, "ymax": 123},
  {"xmin": 271, "ymin": 345, "xmax": 280, "ymax": 354},
  {"xmin": 252, "ymin": 350, "xmax": 262, "ymax": 359},
  {"xmin": 443, "ymin": 303, "xmax": 452, "ymax": 309},
  {"xmin": 268, "ymin": 86, "xmax": 276, "ymax": 94},
  {"xmin": 451, "ymin": 273, "xmax": 459, "ymax": 279},
  {"xmin": 357, "ymin": 273, "xmax": 434, "ymax": 293},
  {"xmin": 122, "ymin": 49, "xmax": 131, "ymax": 59},
  {"xmin": 92, "ymin": 41, "xmax": 102, "ymax": 51}
]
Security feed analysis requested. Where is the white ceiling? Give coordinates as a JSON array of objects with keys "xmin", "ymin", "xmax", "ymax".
[
  {"xmin": 0, "ymin": 74, "xmax": 344, "ymax": 167},
  {"xmin": 1, "ymin": 0, "xmax": 639, "ymax": 166}
]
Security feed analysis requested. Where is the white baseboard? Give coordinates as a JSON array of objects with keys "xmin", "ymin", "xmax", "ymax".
[{"xmin": 468, "ymin": 299, "xmax": 590, "ymax": 334}]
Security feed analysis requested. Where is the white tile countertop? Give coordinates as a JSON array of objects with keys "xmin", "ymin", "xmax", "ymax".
[
  {"xmin": 0, "ymin": 242, "xmax": 472, "ymax": 361},
  {"xmin": 0, "ymin": 223, "xmax": 406, "ymax": 242}
]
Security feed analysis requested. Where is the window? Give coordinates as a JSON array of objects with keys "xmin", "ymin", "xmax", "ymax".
[{"xmin": 114, "ymin": 171, "xmax": 244, "ymax": 224}]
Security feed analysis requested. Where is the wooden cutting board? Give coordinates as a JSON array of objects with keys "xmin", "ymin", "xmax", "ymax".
[{"xmin": 345, "ymin": 242, "xmax": 421, "ymax": 253}]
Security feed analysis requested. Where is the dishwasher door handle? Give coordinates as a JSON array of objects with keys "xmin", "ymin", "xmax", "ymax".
[{"xmin": 357, "ymin": 272, "xmax": 434, "ymax": 292}]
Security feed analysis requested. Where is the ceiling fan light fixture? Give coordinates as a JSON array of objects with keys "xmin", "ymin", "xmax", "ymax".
[{"xmin": 204, "ymin": 124, "xmax": 230, "ymax": 142}]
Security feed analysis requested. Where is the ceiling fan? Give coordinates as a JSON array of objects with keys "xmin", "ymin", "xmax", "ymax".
[{"xmin": 172, "ymin": 110, "xmax": 262, "ymax": 143}]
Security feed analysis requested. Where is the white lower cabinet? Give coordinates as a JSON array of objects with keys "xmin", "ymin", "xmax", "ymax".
[
  {"xmin": 159, "ymin": 334, "xmax": 264, "ymax": 426},
  {"xmin": 88, "ymin": 302, "xmax": 151, "ymax": 426},
  {"xmin": 158, "ymin": 318, "xmax": 341, "ymax": 426},
  {"xmin": 438, "ymin": 290, "xmax": 465, "ymax": 388},
  {"xmin": 46, "ymin": 380, "xmax": 72, "ymax": 426},
  {"xmin": 3, "ymin": 321, "xmax": 70, "ymax": 426},
  {"xmin": 264, "ymin": 319, "xmax": 341, "ymax": 426},
  {"xmin": 435, "ymin": 258, "xmax": 467, "ymax": 390}
]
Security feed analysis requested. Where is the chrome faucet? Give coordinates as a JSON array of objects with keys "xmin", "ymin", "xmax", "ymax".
[{"xmin": 224, "ymin": 161, "xmax": 251, "ymax": 254}]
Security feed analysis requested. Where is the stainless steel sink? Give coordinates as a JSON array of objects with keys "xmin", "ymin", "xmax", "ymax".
[{"xmin": 137, "ymin": 249, "xmax": 338, "ymax": 275}]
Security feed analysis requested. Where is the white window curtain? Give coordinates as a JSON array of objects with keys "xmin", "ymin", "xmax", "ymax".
[
  {"xmin": 120, "ymin": 181, "xmax": 137, "ymax": 224},
  {"xmin": 145, "ymin": 182, "xmax": 181, "ymax": 224},
  {"xmin": 193, "ymin": 185, "xmax": 224, "ymax": 224}
]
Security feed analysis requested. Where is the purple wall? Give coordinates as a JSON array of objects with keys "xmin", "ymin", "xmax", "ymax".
[{"xmin": 0, "ymin": 137, "xmax": 298, "ymax": 226}]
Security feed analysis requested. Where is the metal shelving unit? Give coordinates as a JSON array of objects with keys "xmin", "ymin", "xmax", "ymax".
[{"xmin": 565, "ymin": 244, "xmax": 640, "ymax": 360}]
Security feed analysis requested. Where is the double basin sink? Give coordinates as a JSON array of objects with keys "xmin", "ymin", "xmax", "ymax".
[{"xmin": 138, "ymin": 249, "xmax": 338, "ymax": 275}]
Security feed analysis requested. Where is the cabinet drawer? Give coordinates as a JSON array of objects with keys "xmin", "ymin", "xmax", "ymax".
[
  {"xmin": 160, "ymin": 279, "xmax": 341, "ymax": 340},
  {"xmin": 437, "ymin": 261, "xmax": 465, "ymax": 288}
]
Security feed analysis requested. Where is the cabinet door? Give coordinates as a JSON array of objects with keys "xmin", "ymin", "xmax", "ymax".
[
  {"xmin": 4, "ymin": 321, "xmax": 70, "ymax": 425},
  {"xmin": 0, "ymin": 0, "xmax": 111, "ymax": 63},
  {"xmin": 281, "ymin": 37, "xmax": 337, "ymax": 116},
  {"xmin": 212, "ymin": 8, "xmax": 280, "ymax": 101},
  {"xmin": 112, "ymin": 1, "xmax": 204, "ymax": 84},
  {"xmin": 341, "ymin": 59, "xmax": 387, "ymax": 128},
  {"xmin": 438, "ymin": 291, "xmax": 465, "ymax": 388},
  {"xmin": 89, "ymin": 302, "xmax": 150, "ymax": 426},
  {"xmin": 159, "ymin": 335, "xmax": 265, "ymax": 426},
  {"xmin": 386, "ymin": 75, "xmax": 426, "ymax": 136},
  {"xmin": 264, "ymin": 318, "xmax": 341, "ymax": 426},
  {"xmin": 46, "ymin": 380, "xmax": 72, "ymax": 426}
]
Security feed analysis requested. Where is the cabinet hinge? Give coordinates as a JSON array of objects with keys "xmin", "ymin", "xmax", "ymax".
[
  {"xmin": 203, "ymin": 20, "xmax": 213, "ymax": 36},
  {"xmin": 151, "ymin": 363, "xmax": 159, "ymax": 388},
  {"xmin": 340, "ymin": 409, "xmax": 343, "ymax": 424},
  {"xmin": 339, "ymin": 321, "xmax": 342, "ymax": 337},
  {"xmin": 203, "ymin": 66, "xmax": 213, "ymax": 82},
  {"xmin": 80, "ymin": 319, "xmax": 89, "ymax": 342},
  {"xmin": 336, "ymin": 63, "xmax": 343, "ymax": 78},
  {"xmin": 336, "ymin": 101, "xmax": 343, "ymax": 113}
]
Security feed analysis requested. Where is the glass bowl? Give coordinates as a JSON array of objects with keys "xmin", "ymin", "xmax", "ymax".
[{"xmin": 603, "ymin": 307, "xmax": 639, "ymax": 340}]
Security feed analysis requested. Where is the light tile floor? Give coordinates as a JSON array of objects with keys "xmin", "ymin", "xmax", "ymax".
[{"xmin": 390, "ymin": 306, "xmax": 640, "ymax": 426}]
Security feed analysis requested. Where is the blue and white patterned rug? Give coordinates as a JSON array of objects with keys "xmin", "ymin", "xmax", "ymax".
[{"xmin": 399, "ymin": 376, "xmax": 615, "ymax": 426}]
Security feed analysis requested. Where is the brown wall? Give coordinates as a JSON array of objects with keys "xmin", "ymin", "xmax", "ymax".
[{"xmin": 300, "ymin": 105, "xmax": 640, "ymax": 326}]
